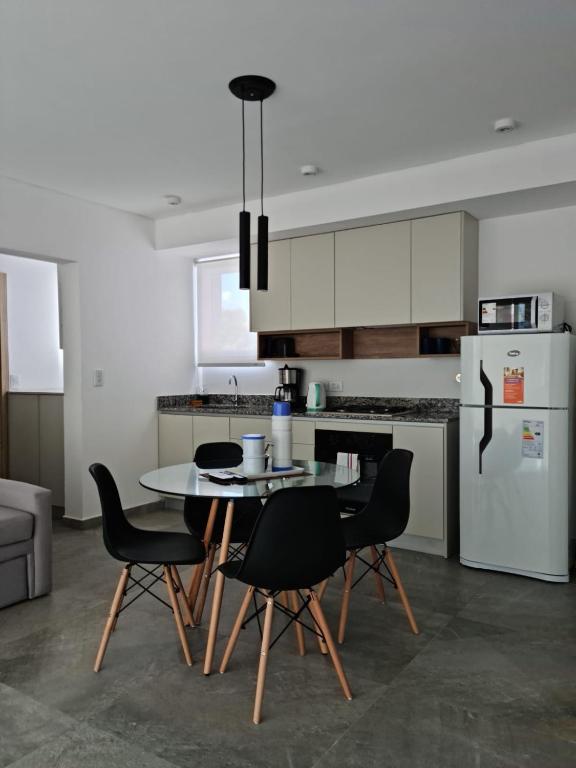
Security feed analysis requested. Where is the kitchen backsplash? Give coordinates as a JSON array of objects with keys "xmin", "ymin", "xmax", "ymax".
[{"xmin": 195, "ymin": 357, "xmax": 462, "ymax": 400}]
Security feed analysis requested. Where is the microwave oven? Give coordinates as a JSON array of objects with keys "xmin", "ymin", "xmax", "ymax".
[{"xmin": 478, "ymin": 292, "xmax": 563, "ymax": 334}]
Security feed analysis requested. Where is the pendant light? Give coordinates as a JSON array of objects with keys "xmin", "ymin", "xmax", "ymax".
[{"xmin": 229, "ymin": 75, "xmax": 276, "ymax": 290}]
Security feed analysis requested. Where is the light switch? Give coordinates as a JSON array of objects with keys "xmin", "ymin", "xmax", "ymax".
[{"xmin": 93, "ymin": 369, "xmax": 104, "ymax": 387}]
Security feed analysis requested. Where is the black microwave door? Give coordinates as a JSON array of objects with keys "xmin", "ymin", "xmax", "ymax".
[{"xmin": 479, "ymin": 297, "xmax": 534, "ymax": 332}]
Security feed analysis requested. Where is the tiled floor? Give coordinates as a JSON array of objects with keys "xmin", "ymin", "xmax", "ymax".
[{"xmin": 1, "ymin": 509, "xmax": 575, "ymax": 767}]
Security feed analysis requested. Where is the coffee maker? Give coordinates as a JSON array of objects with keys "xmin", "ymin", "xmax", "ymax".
[{"xmin": 274, "ymin": 364, "xmax": 303, "ymax": 406}]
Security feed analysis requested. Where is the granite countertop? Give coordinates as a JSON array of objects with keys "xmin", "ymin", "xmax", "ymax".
[{"xmin": 157, "ymin": 395, "xmax": 459, "ymax": 424}]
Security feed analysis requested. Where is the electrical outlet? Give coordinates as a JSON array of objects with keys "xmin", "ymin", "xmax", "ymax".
[
  {"xmin": 93, "ymin": 369, "xmax": 104, "ymax": 387},
  {"xmin": 327, "ymin": 380, "xmax": 343, "ymax": 393},
  {"xmin": 9, "ymin": 374, "xmax": 20, "ymax": 390}
]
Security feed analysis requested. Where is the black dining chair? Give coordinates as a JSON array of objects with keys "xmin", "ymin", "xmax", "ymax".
[
  {"xmin": 337, "ymin": 449, "xmax": 419, "ymax": 643},
  {"xmin": 218, "ymin": 485, "xmax": 352, "ymax": 725},
  {"xmin": 89, "ymin": 463, "xmax": 205, "ymax": 671},
  {"xmin": 184, "ymin": 442, "xmax": 262, "ymax": 623}
]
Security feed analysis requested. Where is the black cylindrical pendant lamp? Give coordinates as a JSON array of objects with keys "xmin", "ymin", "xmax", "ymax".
[
  {"xmin": 257, "ymin": 214, "xmax": 268, "ymax": 290},
  {"xmin": 239, "ymin": 211, "xmax": 251, "ymax": 289},
  {"xmin": 229, "ymin": 75, "xmax": 276, "ymax": 292}
]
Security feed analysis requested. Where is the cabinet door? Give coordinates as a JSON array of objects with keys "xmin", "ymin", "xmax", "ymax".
[
  {"xmin": 39, "ymin": 395, "xmax": 65, "ymax": 507},
  {"xmin": 290, "ymin": 234, "xmax": 334, "ymax": 329},
  {"xmin": 158, "ymin": 414, "xmax": 194, "ymax": 468},
  {"xmin": 411, "ymin": 213, "xmax": 462, "ymax": 323},
  {"xmin": 249, "ymin": 239, "xmax": 291, "ymax": 332},
  {"xmin": 393, "ymin": 425, "xmax": 444, "ymax": 540},
  {"xmin": 293, "ymin": 444, "xmax": 315, "ymax": 461},
  {"xmin": 293, "ymin": 420, "xmax": 315, "ymax": 445},
  {"xmin": 229, "ymin": 417, "xmax": 272, "ymax": 445},
  {"xmin": 192, "ymin": 416, "xmax": 230, "ymax": 452},
  {"xmin": 8, "ymin": 394, "xmax": 40, "ymax": 484},
  {"xmin": 335, "ymin": 222, "xmax": 411, "ymax": 327}
]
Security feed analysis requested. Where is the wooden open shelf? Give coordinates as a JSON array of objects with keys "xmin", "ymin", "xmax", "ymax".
[
  {"xmin": 257, "ymin": 321, "xmax": 475, "ymax": 361},
  {"xmin": 258, "ymin": 328, "xmax": 353, "ymax": 360}
]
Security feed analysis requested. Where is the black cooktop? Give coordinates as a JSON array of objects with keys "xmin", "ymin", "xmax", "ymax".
[{"xmin": 326, "ymin": 404, "xmax": 414, "ymax": 416}]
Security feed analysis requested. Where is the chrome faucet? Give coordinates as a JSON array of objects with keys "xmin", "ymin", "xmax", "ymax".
[{"xmin": 228, "ymin": 375, "xmax": 238, "ymax": 407}]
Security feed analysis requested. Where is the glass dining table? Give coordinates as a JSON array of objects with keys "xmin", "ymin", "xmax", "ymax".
[{"xmin": 139, "ymin": 459, "xmax": 360, "ymax": 674}]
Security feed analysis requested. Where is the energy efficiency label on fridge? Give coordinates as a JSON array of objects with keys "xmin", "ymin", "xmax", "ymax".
[{"xmin": 522, "ymin": 420, "xmax": 544, "ymax": 459}]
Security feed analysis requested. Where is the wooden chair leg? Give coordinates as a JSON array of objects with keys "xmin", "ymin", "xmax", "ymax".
[
  {"xmin": 338, "ymin": 550, "xmax": 356, "ymax": 644},
  {"xmin": 219, "ymin": 586, "xmax": 254, "ymax": 673},
  {"xmin": 187, "ymin": 562, "xmax": 204, "ymax": 612},
  {"xmin": 194, "ymin": 542, "xmax": 217, "ymax": 625},
  {"xmin": 316, "ymin": 578, "xmax": 329, "ymax": 601},
  {"xmin": 171, "ymin": 565, "xmax": 195, "ymax": 627},
  {"xmin": 308, "ymin": 591, "xmax": 352, "ymax": 701},
  {"xmin": 94, "ymin": 566, "xmax": 131, "ymax": 672},
  {"xmin": 204, "ymin": 500, "xmax": 235, "ymax": 675},
  {"xmin": 384, "ymin": 549, "xmax": 419, "ymax": 635},
  {"xmin": 370, "ymin": 545, "xmax": 386, "ymax": 603},
  {"xmin": 188, "ymin": 497, "xmax": 220, "ymax": 611},
  {"xmin": 289, "ymin": 591, "xmax": 306, "ymax": 656},
  {"xmin": 164, "ymin": 565, "xmax": 193, "ymax": 666},
  {"xmin": 253, "ymin": 594, "xmax": 275, "ymax": 725}
]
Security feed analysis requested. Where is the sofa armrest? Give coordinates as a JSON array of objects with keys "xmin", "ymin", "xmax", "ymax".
[{"xmin": 0, "ymin": 479, "xmax": 52, "ymax": 597}]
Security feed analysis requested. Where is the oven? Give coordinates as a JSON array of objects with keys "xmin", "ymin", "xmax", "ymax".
[{"xmin": 314, "ymin": 427, "xmax": 393, "ymax": 513}]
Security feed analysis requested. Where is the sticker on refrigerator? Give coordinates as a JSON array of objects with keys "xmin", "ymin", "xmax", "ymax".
[
  {"xmin": 503, "ymin": 366, "xmax": 524, "ymax": 404},
  {"xmin": 522, "ymin": 420, "xmax": 544, "ymax": 459}
]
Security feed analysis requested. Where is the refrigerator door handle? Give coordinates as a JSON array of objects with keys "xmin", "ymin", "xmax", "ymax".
[{"xmin": 479, "ymin": 361, "xmax": 493, "ymax": 474}]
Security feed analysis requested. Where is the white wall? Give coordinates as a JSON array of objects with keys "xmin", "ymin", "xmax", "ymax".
[
  {"xmin": 0, "ymin": 177, "xmax": 194, "ymax": 521},
  {"xmin": 0, "ymin": 252, "xmax": 62, "ymax": 391},
  {"xmin": 199, "ymin": 358, "xmax": 461, "ymax": 399},
  {"xmin": 479, "ymin": 205, "xmax": 576, "ymax": 325},
  {"xmin": 156, "ymin": 133, "xmax": 576, "ymax": 251}
]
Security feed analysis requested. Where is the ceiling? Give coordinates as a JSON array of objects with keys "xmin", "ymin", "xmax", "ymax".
[{"xmin": 1, "ymin": 0, "xmax": 575, "ymax": 219}]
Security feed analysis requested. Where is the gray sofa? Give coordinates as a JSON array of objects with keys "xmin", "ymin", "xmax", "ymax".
[{"xmin": 0, "ymin": 479, "xmax": 52, "ymax": 609}]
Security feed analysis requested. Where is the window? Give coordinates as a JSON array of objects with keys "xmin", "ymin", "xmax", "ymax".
[{"xmin": 195, "ymin": 256, "xmax": 258, "ymax": 365}]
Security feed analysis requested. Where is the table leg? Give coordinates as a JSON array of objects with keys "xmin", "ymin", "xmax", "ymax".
[{"xmin": 203, "ymin": 498, "xmax": 234, "ymax": 675}]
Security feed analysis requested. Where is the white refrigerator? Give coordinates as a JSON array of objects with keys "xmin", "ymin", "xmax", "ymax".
[{"xmin": 460, "ymin": 332, "xmax": 575, "ymax": 582}]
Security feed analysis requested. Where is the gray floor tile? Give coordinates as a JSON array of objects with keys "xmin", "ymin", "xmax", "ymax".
[
  {"xmin": 2, "ymin": 510, "xmax": 575, "ymax": 768},
  {"xmin": 0, "ymin": 684, "xmax": 74, "ymax": 768},
  {"xmin": 5, "ymin": 721, "xmax": 179, "ymax": 768}
]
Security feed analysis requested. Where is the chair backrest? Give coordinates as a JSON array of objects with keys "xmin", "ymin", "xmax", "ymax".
[
  {"xmin": 359, "ymin": 449, "xmax": 413, "ymax": 542},
  {"xmin": 194, "ymin": 442, "xmax": 243, "ymax": 469},
  {"xmin": 89, "ymin": 463, "xmax": 136, "ymax": 561},
  {"xmin": 235, "ymin": 485, "xmax": 345, "ymax": 591}
]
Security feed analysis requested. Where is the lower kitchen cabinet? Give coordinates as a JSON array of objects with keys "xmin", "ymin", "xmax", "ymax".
[
  {"xmin": 192, "ymin": 415, "xmax": 229, "ymax": 452},
  {"xmin": 157, "ymin": 412, "xmax": 458, "ymax": 556},
  {"xmin": 391, "ymin": 422, "xmax": 458, "ymax": 557},
  {"xmin": 229, "ymin": 416, "xmax": 272, "ymax": 447},
  {"xmin": 392, "ymin": 424, "xmax": 444, "ymax": 540},
  {"xmin": 158, "ymin": 413, "xmax": 194, "ymax": 467},
  {"xmin": 159, "ymin": 413, "xmax": 232, "ymax": 466}
]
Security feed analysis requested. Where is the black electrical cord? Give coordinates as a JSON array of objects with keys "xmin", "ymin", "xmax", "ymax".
[
  {"xmin": 260, "ymin": 99, "xmax": 264, "ymax": 216},
  {"xmin": 242, "ymin": 98, "xmax": 246, "ymax": 210}
]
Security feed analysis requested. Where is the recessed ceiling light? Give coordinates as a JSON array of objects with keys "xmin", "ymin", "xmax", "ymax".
[
  {"xmin": 300, "ymin": 164, "xmax": 320, "ymax": 176},
  {"xmin": 493, "ymin": 117, "xmax": 519, "ymax": 133},
  {"xmin": 164, "ymin": 194, "xmax": 182, "ymax": 206}
]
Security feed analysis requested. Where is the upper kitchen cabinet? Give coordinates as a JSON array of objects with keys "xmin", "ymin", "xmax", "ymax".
[
  {"xmin": 411, "ymin": 212, "xmax": 478, "ymax": 323},
  {"xmin": 249, "ymin": 239, "xmax": 291, "ymax": 332},
  {"xmin": 335, "ymin": 222, "xmax": 411, "ymax": 327},
  {"xmin": 290, "ymin": 233, "xmax": 335, "ymax": 329}
]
